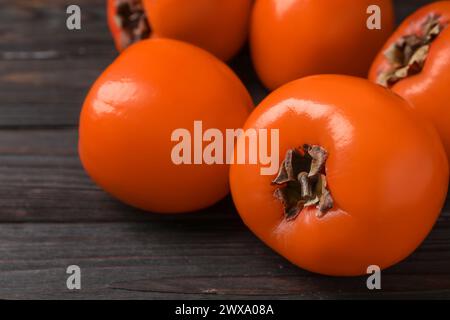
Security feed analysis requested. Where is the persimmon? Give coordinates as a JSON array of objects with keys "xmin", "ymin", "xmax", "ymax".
[
  {"xmin": 79, "ymin": 39, "xmax": 253, "ymax": 213},
  {"xmin": 107, "ymin": 0, "xmax": 253, "ymax": 61},
  {"xmin": 369, "ymin": 1, "xmax": 450, "ymax": 161},
  {"xmin": 229, "ymin": 75, "xmax": 448, "ymax": 276},
  {"xmin": 250, "ymin": 0, "xmax": 395, "ymax": 90}
]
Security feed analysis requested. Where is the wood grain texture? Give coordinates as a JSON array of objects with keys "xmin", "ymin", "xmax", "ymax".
[{"xmin": 0, "ymin": 0, "xmax": 448, "ymax": 299}]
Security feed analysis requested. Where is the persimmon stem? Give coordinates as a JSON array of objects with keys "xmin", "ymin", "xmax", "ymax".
[
  {"xmin": 115, "ymin": 0, "xmax": 151, "ymax": 49},
  {"xmin": 377, "ymin": 14, "xmax": 445, "ymax": 87},
  {"xmin": 272, "ymin": 145, "xmax": 333, "ymax": 220}
]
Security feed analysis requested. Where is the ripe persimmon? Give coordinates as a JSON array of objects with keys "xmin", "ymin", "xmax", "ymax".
[
  {"xmin": 79, "ymin": 39, "xmax": 253, "ymax": 213},
  {"xmin": 229, "ymin": 75, "xmax": 448, "ymax": 276},
  {"xmin": 250, "ymin": 0, "xmax": 395, "ymax": 90},
  {"xmin": 107, "ymin": 0, "xmax": 253, "ymax": 61},
  {"xmin": 369, "ymin": 1, "xmax": 450, "ymax": 161}
]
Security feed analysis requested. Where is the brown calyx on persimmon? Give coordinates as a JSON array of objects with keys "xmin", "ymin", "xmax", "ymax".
[
  {"xmin": 272, "ymin": 145, "xmax": 333, "ymax": 220},
  {"xmin": 114, "ymin": 0, "xmax": 151, "ymax": 50},
  {"xmin": 377, "ymin": 14, "xmax": 446, "ymax": 87}
]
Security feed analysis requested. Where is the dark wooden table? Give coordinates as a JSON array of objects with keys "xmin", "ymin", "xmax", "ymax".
[{"xmin": 1, "ymin": 0, "xmax": 448, "ymax": 299}]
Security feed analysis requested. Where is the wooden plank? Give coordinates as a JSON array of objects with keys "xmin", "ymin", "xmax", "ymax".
[
  {"xmin": 0, "ymin": 128, "xmax": 449, "ymax": 298},
  {"xmin": 0, "ymin": 59, "xmax": 112, "ymax": 127},
  {"xmin": 0, "ymin": 0, "xmax": 111, "ymax": 51},
  {"xmin": 0, "ymin": 128, "xmax": 448, "ymax": 222},
  {"xmin": 0, "ymin": 0, "xmax": 115, "ymax": 127},
  {"xmin": 0, "ymin": 220, "xmax": 449, "ymax": 299},
  {"xmin": 0, "ymin": 128, "xmax": 239, "ymax": 222}
]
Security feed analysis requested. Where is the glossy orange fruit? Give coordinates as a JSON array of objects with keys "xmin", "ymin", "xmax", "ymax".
[
  {"xmin": 230, "ymin": 75, "xmax": 448, "ymax": 276},
  {"xmin": 79, "ymin": 39, "xmax": 253, "ymax": 213},
  {"xmin": 107, "ymin": 0, "xmax": 253, "ymax": 61},
  {"xmin": 369, "ymin": 1, "xmax": 450, "ymax": 161},
  {"xmin": 250, "ymin": 0, "xmax": 395, "ymax": 90}
]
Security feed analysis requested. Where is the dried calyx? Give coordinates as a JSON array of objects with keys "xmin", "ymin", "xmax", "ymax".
[
  {"xmin": 377, "ymin": 14, "xmax": 445, "ymax": 87},
  {"xmin": 272, "ymin": 145, "xmax": 333, "ymax": 221},
  {"xmin": 115, "ymin": 0, "xmax": 151, "ymax": 49}
]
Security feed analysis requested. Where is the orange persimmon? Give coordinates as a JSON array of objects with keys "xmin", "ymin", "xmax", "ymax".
[
  {"xmin": 250, "ymin": 0, "xmax": 395, "ymax": 90},
  {"xmin": 79, "ymin": 39, "xmax": 253, "ymax": 213},
  {"xmin": 230, "ymin": 75, "xmax": 448, "ymax": 276},
  {"xmin": 369, "ymin": 1, "xmax": 450, "ymax": 161},
  {"xmin": 107, "ymin": 0, "xmax": 253, "ymax": 61}
]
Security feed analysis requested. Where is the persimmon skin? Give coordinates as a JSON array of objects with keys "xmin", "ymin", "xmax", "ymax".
[
  {"xmin": 79, "ymin": 39, "xmax": 253, "ymax": 213},
  {"xmin": 230, "ymin": 75, "xmax": 448, "ymax": 276},
  {"xmin": 143, "ymin": 0, "xmax": 253, "ymax": 61},
  {"xmin": 250, "ymin": 0, "xmax": 395, "ymax": 90},
  {"xmin": 107, "ymin": 0, "xmax": 253, "ymax": 61},
  {"xmin": 369, "ymin": 1, "xmax": 450, "ymax": 162}
]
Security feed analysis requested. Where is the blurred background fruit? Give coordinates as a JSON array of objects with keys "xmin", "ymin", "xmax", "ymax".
[
  {"xmin": 107, "ymin": 0, "xmax": 253, "ymax": 61},
  {"xmin": 250, "ymin": 0, "xmax": 395, "ymax": 90}
]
